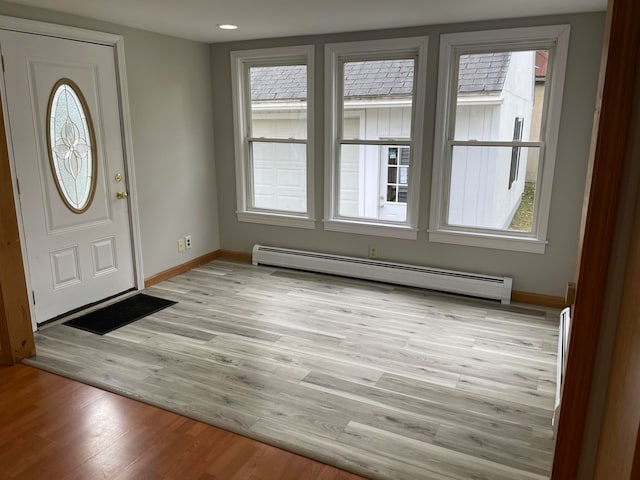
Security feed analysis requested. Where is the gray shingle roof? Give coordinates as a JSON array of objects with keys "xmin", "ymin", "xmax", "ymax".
[
  {"xmin": 249, "ymin": 60, "xmax": 414, "ymax": 101},
  {"xmin": 249, "ymin": 53, "xmax": 510, "ymax": 101},
  {"xmin": 343, "ymin": 59, "xmax": 414, "ymax": 98},
  {"xmin": 458, "ymin": 52, "xmax": 511, "ymax": 94},
  {"xmin": 249, "ymin": 65, "xmax": 307, "ymax": 101}
]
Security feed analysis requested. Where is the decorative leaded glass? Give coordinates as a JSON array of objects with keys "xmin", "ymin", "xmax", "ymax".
[{"xmin": 46, "ymin": 79, "xmax": 97, "ymax": 213}]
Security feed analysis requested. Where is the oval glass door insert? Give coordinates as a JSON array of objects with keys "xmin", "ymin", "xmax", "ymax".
[{"xmin": 47, "ymin": 79, "xmax": 97, "ymax": 213}]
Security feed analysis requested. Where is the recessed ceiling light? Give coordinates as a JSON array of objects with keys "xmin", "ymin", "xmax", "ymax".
[{"xmin": 218, "ymin": 24, "xmax": 238, "ymax": 30}]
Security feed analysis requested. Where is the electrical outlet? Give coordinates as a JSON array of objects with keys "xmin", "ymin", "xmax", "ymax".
[
  {"xmin": 177, "ymin": 238, "xmax": 185, "ymax": 252},
  {"xmin": 368, "ymin": 245, "xmax": 378, "ymax": 259},
  {"xmin": 185, "ymin": 235, "xmax": 192, "ymax": 249}
]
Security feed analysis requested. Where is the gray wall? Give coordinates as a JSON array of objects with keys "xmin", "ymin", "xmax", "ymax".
[
  {"xmin": 0, "ymin": 2, "xmax": 220, "ymax": 278},
  {"xmin": 211, "ymin": 12, "xmax": 605, "ymax": 297}
]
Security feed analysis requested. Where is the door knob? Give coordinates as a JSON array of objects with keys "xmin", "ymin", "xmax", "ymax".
[{"xmin": 116, "ymin": 191, "xmax": 128, "ymax": 199}]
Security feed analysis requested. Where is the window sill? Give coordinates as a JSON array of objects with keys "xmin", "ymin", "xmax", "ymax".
[
  {"xmin": 428, "ymin": 229, "xmax": 547, "ymax": 253},
  {"xmin": 237, "ymin": 211, "xmax": 316, "ymax": 230},
  {"xmin": 323, "ymin": 219, "xmax": 418, "ymax": 240}
]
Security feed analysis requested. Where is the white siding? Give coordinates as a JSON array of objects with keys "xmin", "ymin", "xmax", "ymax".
[{"xmin": 449, "ymin": 104, "xmax": 500, "ymax": 227}]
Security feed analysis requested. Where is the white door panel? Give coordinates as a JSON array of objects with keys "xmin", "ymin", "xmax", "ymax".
[
  {"xmin": 1, "ymin": 30, "xmax": 135, "ymax": 323},
  {"xmin": 378, "ymin": 145, "xmax": 408, "ymax": 221}
]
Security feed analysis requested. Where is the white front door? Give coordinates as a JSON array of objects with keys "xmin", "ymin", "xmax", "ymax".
[
  {"xmin": 0, "ymin": 30, "xmax": 136, "ymax": 324},
  {"xmin": 378, "ymin": 145, "xmax": 409, "ymax": 221}
]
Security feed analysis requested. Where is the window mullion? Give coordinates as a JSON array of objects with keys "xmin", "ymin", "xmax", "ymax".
[
  {"xmin": 449, "ymin": 140, "xmax": 545, "ymax": 148},
  {"xmin": 247, "ymin": 137, "xmax": 307, "ymax": 144},
  {"xmin": 339, "ymin": 138, "xmax": 412, "ymax": 146}
]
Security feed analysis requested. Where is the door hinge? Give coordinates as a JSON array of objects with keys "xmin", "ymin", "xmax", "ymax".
[
  {"xmin": 1, "ymin": 55, "xmax": 4, "ymax": 73},
  {"xmin": 32, "ymin": 290, "xmax": 36, "ymax": 305},
  {"xmin": 16, "ymin": 178, "xmax": 20, "ymax": 195}
]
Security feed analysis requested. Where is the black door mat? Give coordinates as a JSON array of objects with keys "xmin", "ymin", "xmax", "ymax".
[{"xmin": 63, "ymin": 293, "xmax": 177, "ymax": 335}]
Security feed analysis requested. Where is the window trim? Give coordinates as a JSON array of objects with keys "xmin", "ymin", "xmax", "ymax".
[
  {"xmin": 230, "ymin": 45, "xmax": 315, "ymax": 229},
  {"xmin": 324, "ymin": 37, "xmax": 428, "ymax": 240},
  {"xmin": 428, "ymin": 25, "xmax": 570, "ymax": 253}
]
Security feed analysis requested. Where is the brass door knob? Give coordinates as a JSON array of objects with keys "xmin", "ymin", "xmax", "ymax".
[{"xmin": 116, "ymin": 191, "xmax": 128, "ymax": 199}]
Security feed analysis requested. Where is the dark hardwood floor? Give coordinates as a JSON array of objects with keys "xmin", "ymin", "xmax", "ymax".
[{"xmin": 0, "ymin": 364, "xmax": 365, "ymax": 480}]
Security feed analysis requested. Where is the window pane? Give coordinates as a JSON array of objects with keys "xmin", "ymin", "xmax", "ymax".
[
  {"xmin": 398, "ymin": 186, "xmax": 408, "ymax": 203},
  {"xmin": 342, "ymin": 59, "xmax": 414, "ymax": 141},
  {"xmin": 250, "ymin": 65, "xmax": 307, "ymax": 139},
  {"xmin": 338, "ymin": 144, "xmax": 409, "ymax": 222},
  {"xmin": 48, "ymin": 81, "xmax": 96, "ymax": 212},
  {"xmin": 454, "ymin": 50, "xmax": 547, "ymax": 142},
  {"xmin": 399, "ymin": 166, "xmax": 408, "ymax": 184},
  {"xmin": 251, "ymin": 142, "xmax": 306, "ymax": 213},
  {"xmin": 387, "ymin": 185, "xmax": 397, "ymax": 202},
  {"xmin": 447, "ymin": 145, "xmax": 539, "ymax": 232},
  {"xmin": 388, "ymin": 166, "xmax": 397, "ymax": 183}
]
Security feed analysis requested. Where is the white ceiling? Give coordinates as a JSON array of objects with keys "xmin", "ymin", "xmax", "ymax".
[{"xmin": 8, "ymin": 0, "xmax": 606, "ymax": 43}]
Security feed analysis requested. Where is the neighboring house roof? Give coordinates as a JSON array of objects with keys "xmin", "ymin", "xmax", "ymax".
[
  {"xmin": 249, "ymin": 65, "xmax": 307, "ymax": 101},
  {"xmin": 343, "ymin": 59, "xmax": 414, "ymax": 98},
  {"xmin": 249, "ymin": 60, "xmax": 415, "ymax": 101},
  {"xmin": 249, "ymin": 53, "xmax": 511, "ymax": 101},
  {"xmin": 457, "ymin": 52, "xmax": 511, "ymax": 95}
]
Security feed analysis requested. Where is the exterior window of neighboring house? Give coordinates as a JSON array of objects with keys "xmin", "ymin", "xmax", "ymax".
[
  {"xmin": 509, "ymin": 116, "xmax": 524, "ymax": 189},
  {"xmin": 230, "ymin": 46, "xmax": 315, "ymax": 229},
  {"xmin": 324, "ymin": 37, "xmax": 428, "ymax": 240},
  {"xmin": 384, "ymin": 146, "xmax": 410, "ymax": 203},
  {"xmin": 429, "ymin": 26, "xmax": 570, "ymax": 253}
]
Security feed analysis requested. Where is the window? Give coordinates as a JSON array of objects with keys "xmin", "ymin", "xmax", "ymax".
[
  {"xmin": 231, "ymin": 46, "xmax": 314, "ymax": 228},
  {"xmin": 47, "ymin": 79, "xmax": 97, "ymax": 213},
  {"xmin": 509, "ymin": 117, "xmax": 524, "ymax": 190},
  {"xmin": 384, "ymin": 146, "xmax": 410, "ymax": 204},
  {"xmin": 429, "ymin": 26, "xmax": 570, "ymax": 253},
  {"xmin": 324, "ymin": 37, "xmax": 428, "ymax": 239}
]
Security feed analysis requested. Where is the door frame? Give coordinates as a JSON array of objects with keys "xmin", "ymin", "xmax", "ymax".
[
  {"xmin": 0, "ymin": 15, "xmax": 144, "ymax": 331},
  {"xmin": 551, "ymin": 0, "xmax": 640, "ymax": 477}
]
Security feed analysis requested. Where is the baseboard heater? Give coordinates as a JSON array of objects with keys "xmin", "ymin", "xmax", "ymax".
[{"xmin": 252, "ymin": 245, "xmax": 512, "ymax": 304}]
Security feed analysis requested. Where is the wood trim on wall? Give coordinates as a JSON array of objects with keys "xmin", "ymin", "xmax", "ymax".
[
  {"xmin": 0, "ymin": 284, "xmax": 13, "ymax": 365},
  {"xmin": 552, "ymin": 0, "xmax": 640, "ymax": 477},
  {"xmin": 592, "ymin": 25, "xmax": 640, "ymax": 478},
  {"xmin": 631, "ymin": 424, "xmax": 640, "ymax": 480},
  {"xmin": 144, "ymin": 251, "xmax": 224, "ymax": 288},
  {"xmin": 511, "ymin": 291, "xmax": 566, "ymax": 309},
  {"xmin": 144, "ymin": 250, "xmax": 254, "ymax": 288},
  {"xmin": 0, "ymin": 94, "xmax": 35, "ymax": 364},
  {"xmin": 218, "ymin": 250, "xmax": 252, "ymax": 263},
  {"xmin": 594, "ymin": 110, "xmax": 640, "ymax": 476}
]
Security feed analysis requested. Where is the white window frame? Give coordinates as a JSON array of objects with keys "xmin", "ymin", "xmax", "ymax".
[
  {"xmin": 429, "ymin": 25, "xmax": 570, "ymax": 254},
  {"xmin": 324, "ymin": 37, "xmax": 428, "ymax": 240},
  {"xmin": 230, "ymin": 45, "xmax": 315, "ymax": 229}
]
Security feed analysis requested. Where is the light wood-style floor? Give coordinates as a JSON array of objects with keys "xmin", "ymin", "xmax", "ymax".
[
  {"xmin": 25, "ymin": 259, "xmax": 559, "ymax": 480},
  {"xmin": 0, "ymin": 364, "xmax": 365, "ymax": 479}
]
